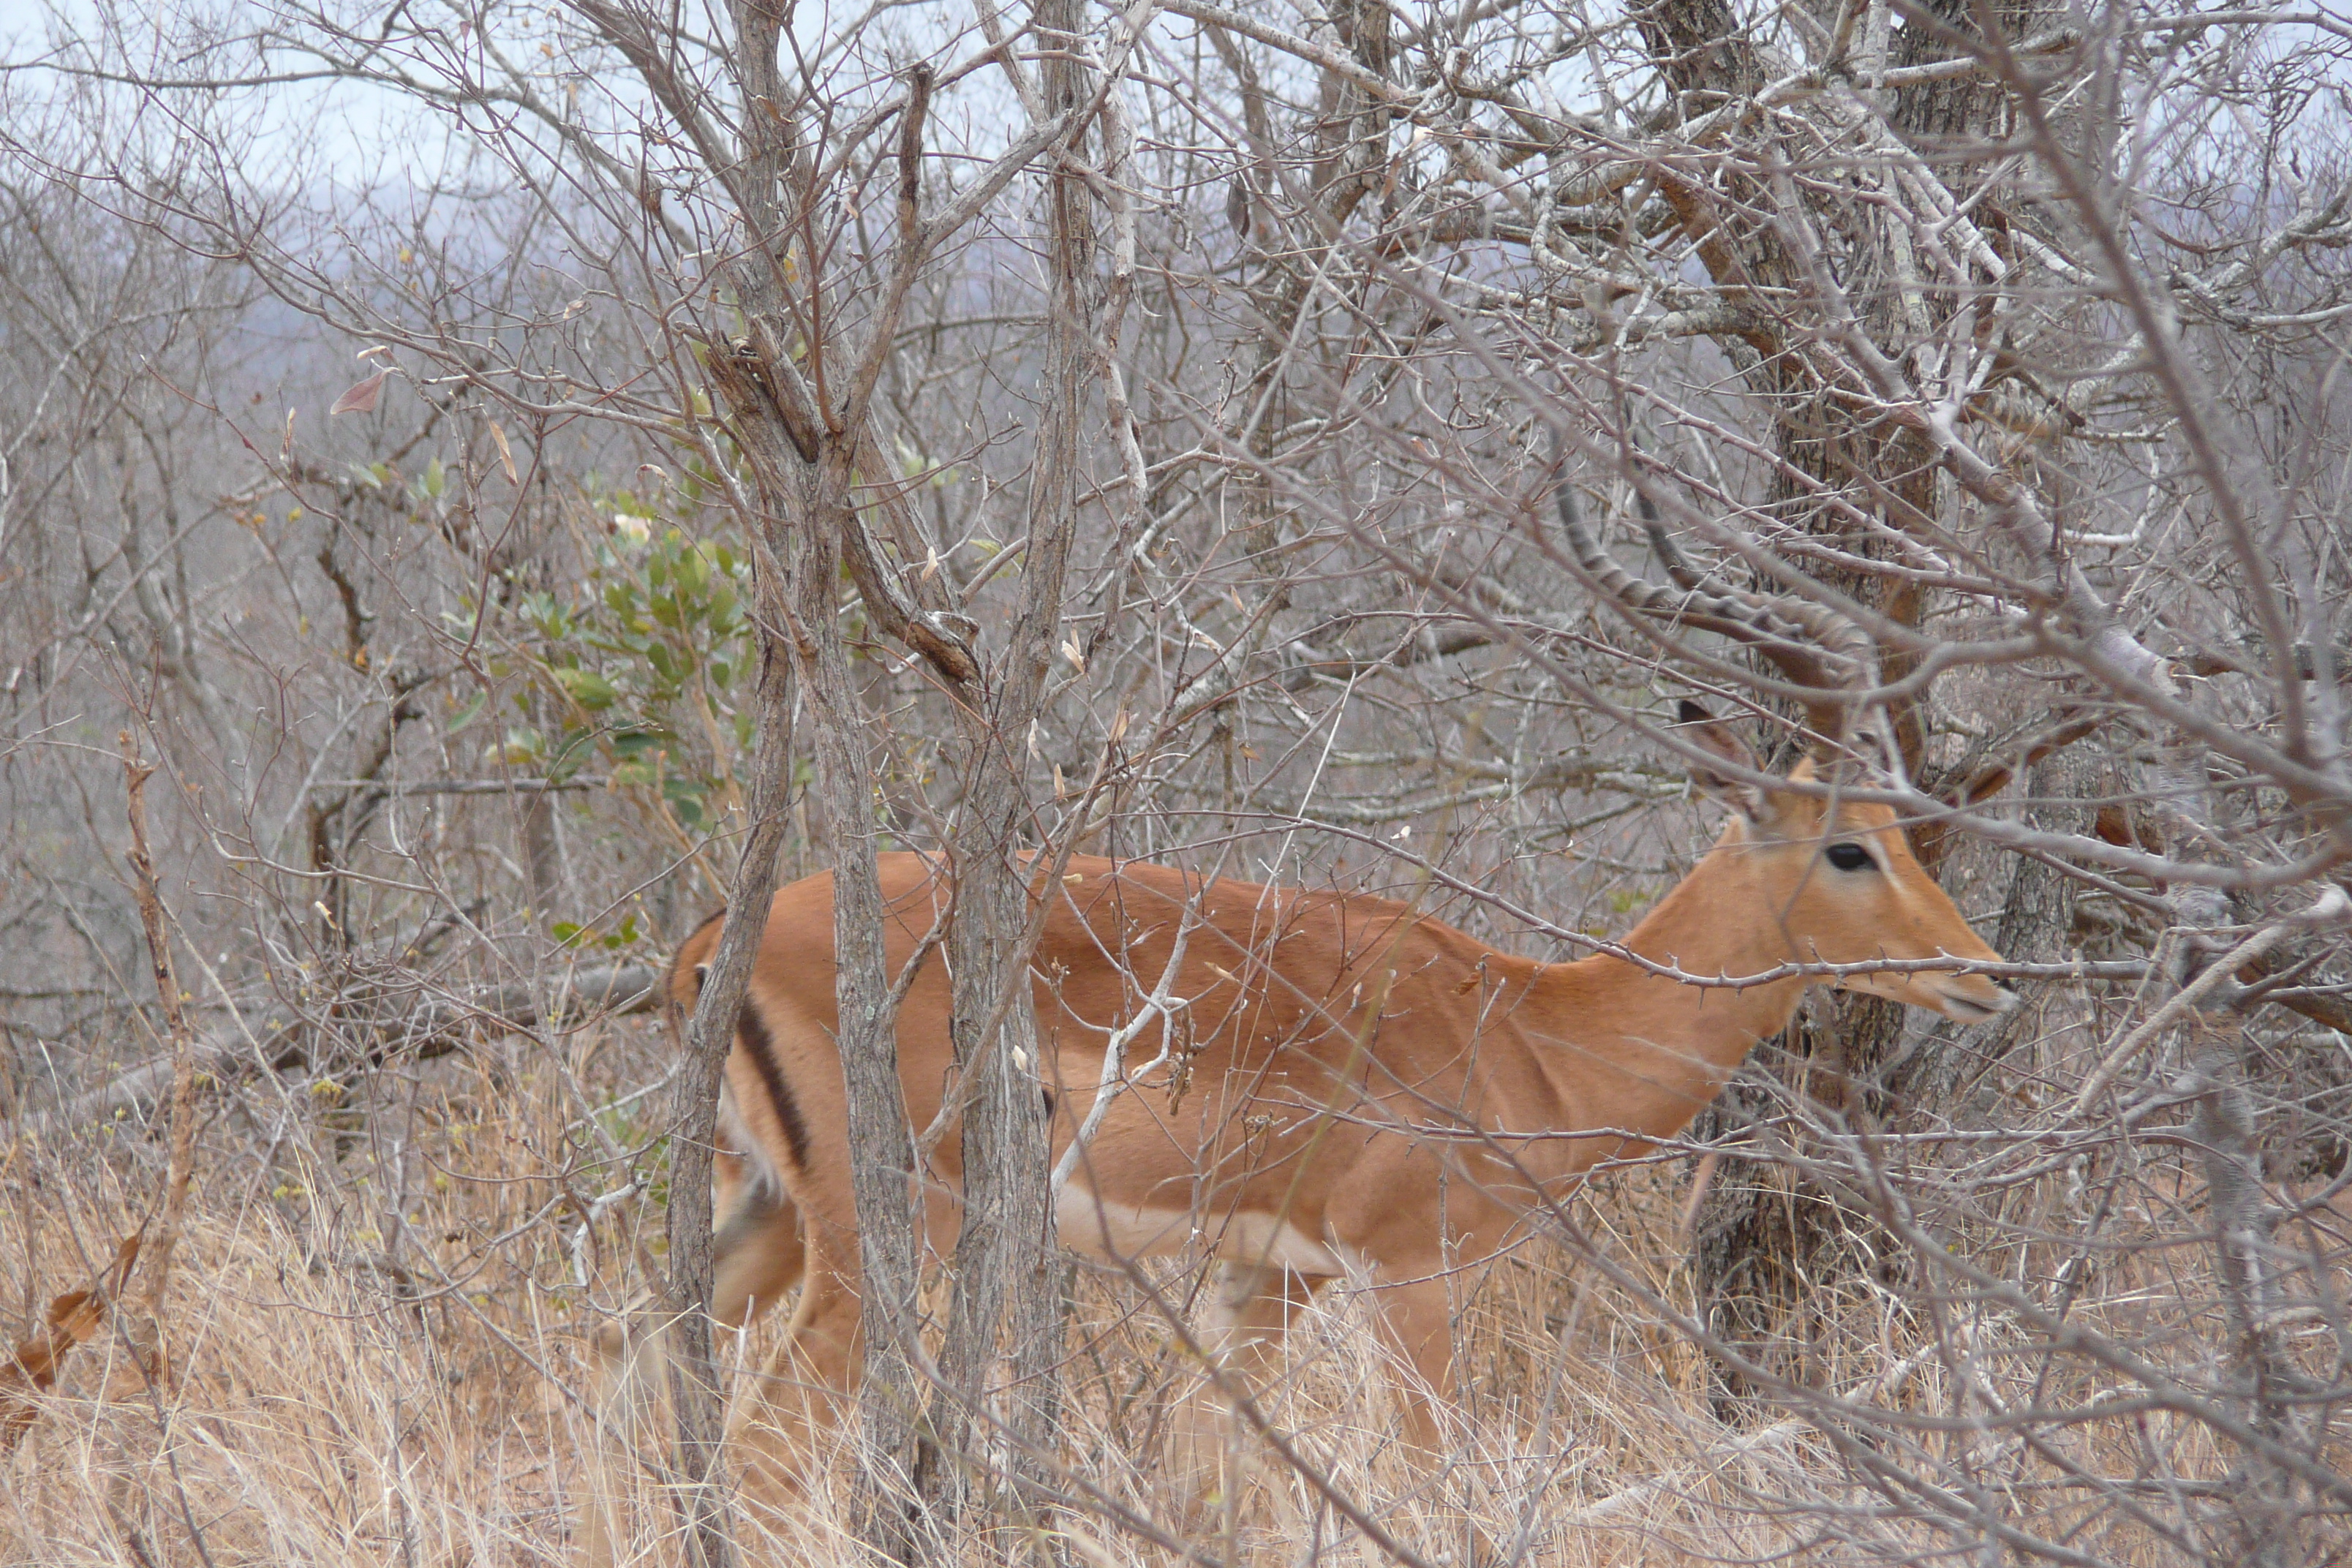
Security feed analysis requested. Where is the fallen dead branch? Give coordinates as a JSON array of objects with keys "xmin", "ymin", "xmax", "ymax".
[{"xmin": 9, "ymin": 960, "xmax": 662, "ymax": 1137}]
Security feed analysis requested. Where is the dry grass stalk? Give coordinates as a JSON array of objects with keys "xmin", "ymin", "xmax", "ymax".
[{"xmin": 108, "ymin": 731, "xmax": 203, "ymax": 1397}]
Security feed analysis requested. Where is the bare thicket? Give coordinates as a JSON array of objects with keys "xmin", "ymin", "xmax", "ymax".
[{"xmin": 4, "ymin": 0, "xmax": 2351, "ymax": 1564}]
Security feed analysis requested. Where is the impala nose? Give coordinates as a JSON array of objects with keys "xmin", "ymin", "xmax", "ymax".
[{"xmin": 1939, "ymin": 973, "xmax": 2017, "ymax": 1022}]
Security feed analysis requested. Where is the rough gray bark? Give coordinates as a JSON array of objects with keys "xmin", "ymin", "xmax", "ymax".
[
  {"xmin": 2187, "ymin": 1011, "xmax": 2299, "ymax": 1568},
  {"xmin": 706, "ymin": 377, "xmax": 930, "ymax": 1558},
  {"xmin": 560, "ymin": 0, "xmax": 958, "ymax": 1548},
  {"xmin": 660, "ymin": 630, "xmax": 795, "ymax": 1568},
  {"xmin": 783, "ymin": 454, "xmax": 935, "ymax": 1558},
  {"xmin": 702, "ymin": 306, "xmax": 932, "ymax": 1550},
  {"xmin": 916, "ymin": 0, "xmax": 1100, "ymax": 1538},
  {"xmin": 584, "ymin": 0, "xmax": 1090, "ymax": 1545}
]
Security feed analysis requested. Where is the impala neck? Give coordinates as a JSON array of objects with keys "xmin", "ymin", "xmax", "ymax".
[{"xmin": 1526, "ymin": 819, "xmax": 1811, "ymax": 1139}]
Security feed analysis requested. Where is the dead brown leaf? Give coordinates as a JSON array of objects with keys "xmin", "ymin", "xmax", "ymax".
[
  {"xmin": 328, "ymin": 369, "xmax": 391, "ymax": 417},
  {"xmin": 0, "ymin": 1233, "xmax": 142, "ymax": 1452}
]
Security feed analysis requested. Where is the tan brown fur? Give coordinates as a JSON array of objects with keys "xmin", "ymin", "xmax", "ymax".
[{"xmin": 640, "ymin": 717, "xmax": 2014, "ymax": 1519}]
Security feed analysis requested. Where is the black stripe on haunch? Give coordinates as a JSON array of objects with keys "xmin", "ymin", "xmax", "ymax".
[{"xmin": 735, "ymin": 1001, "xmax": 812, "ymax": 1174}]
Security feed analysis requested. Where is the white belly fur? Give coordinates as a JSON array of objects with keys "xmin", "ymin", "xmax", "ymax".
[{"xmin": 1054, "ymin": 1182, "xmax": 1354, "ymax": 1276}]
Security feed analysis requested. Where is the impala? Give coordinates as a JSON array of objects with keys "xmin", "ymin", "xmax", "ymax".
[{"xmin": 598, "ymin": 480, "xmax": 2016, "ymax": 1529}]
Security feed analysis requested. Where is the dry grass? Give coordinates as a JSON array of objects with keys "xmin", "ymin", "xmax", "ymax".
[
  {"xmin": 2, "ymin": 1033, "xmax": 614, "ymax": 1567},
  {"xmin": 5, "ymin": 1017, "xmax": 2345, "ymax": 1568}
]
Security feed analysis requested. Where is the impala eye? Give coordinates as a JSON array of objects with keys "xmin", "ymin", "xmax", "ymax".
[{"xmin": 1825, "ymin": 843, "xmax": 1875, "ymax": 872}]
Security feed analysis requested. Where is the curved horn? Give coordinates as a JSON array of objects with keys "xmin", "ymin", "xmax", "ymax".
[
  {"xmin": 1633, "ymin": 490, "xmax": 1705, "ymax": 592},
  {"xmin": 1555, "ymin": 477, "xmax": 1878, "ymax": 759}
]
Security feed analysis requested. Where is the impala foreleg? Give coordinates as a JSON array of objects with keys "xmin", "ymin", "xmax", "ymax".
[
  {"xmin": 1368, "ymin": 1274, "xmax": 1495, "ymax": 1565},
  {"xmin": 1367, "ymin": 1275, "xmax": 1459, "ymax": 1460}
]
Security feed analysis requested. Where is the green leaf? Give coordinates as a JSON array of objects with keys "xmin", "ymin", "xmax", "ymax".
[
  {"xmin": 662, "ymin": 772, "xmax": 709, "ymax": 831},
  {"xmin": 447, "ymin": 692, "xmax": 487, "ymax": 735},
  {"xmin": 548, "ymin": 730, "xmax": 603, "ymax": 778},
  {"xmin": 554, "ymin": 667, "xmax": 619, "ymax": 710}
]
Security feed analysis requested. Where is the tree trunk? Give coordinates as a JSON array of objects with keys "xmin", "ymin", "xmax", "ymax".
[
  {"xmin": 2188, "ymin": 1011, "xmax": 2300, "ymax": 1568},
  {"xmin": 916, "ymin": 0, "xmax": 1098, "ymax": 1541},
  {"xmin": 777, "ymin": 454, "xmax": 934, "ymax": 1559},
  {"xmin": 660, "ymin": 625, "xmax": 796, "ymax": 1568}
]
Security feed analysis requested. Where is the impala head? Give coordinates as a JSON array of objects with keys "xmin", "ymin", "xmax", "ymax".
[
  {"xmin": 1679, "ymin": 701, "xmax": 2015, "ymax": 1022},
  {"xmin": 1556, "ymin": 465, "xmax": 2015, "ymax": 1024}
]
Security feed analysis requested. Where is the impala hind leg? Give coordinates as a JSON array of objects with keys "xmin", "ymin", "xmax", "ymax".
[
  {"xmin": 582, "ymin": 1300, "xmax": 669, "ymax": 1568},
  {"xmin": 586, "ymin": 1173, "xmax": 804, "ymax": 1401},
  {"xmin": 727, "ymin": 1237, "xmax": 865, "ymax": 1525},
  {"xmin": 1368, "ymin": 1275, "xmax": 1492, "ymax": 1565},
  {"xmin": 1167, "ymin": 1262, "xmax": 1328, "ymax": 1517},
  {"xmin": 582, "ymin": 1171, "xmax": 802, "ymax": 1567},
  {"xmin": 1365, "ymin": 1275, "xmax": 1457, "ymax": 1458},
  {"xmin": 712, "ymin": 1180, "xmax": 805, "ymax": 1330}
]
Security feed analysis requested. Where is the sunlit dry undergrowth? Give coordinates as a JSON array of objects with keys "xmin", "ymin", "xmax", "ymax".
[
  {"xmin": 13, "ymin": 1008, "xmax": 2343, "ymax": 1567},
  {"xmin": 0, "ymin": 1024, "xmax": 1812, "ymax": 1567}
]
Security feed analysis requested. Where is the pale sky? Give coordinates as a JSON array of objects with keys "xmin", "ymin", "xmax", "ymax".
[{"xmin": 2, "ymin": 0, "xmax": 1009, "ymax": 191}]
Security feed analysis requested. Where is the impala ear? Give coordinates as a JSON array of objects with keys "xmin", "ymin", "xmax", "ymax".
[{"xmin": 1676, "ymin": 701, "xmax": 1774, "ymax": 823}]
